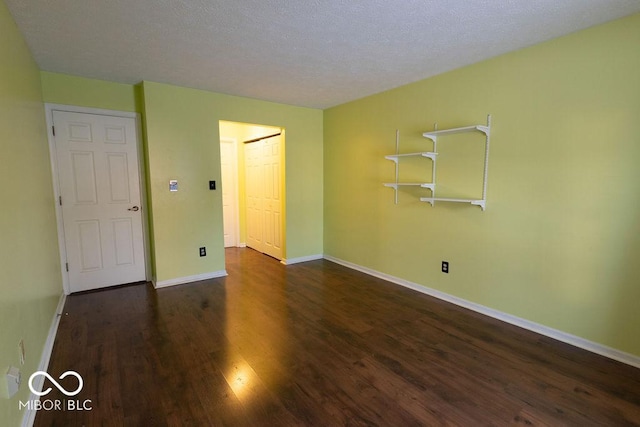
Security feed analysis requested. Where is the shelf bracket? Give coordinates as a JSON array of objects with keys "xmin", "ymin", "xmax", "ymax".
[
  {"xmin": 471, "ymin": 200, "xmax": 486, "ymax": 211},
  {"xmin": 423, "ymin": 135, "xmax": 436, "ymax": 143},
  {"xmin": 393, "ymin": 129, "xmax": 399, "ymax": 204}
]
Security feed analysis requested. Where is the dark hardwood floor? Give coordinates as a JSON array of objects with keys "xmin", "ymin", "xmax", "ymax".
[{"xmin": 35, "ymin": 248, "xmax": 640, "ymax": 426}]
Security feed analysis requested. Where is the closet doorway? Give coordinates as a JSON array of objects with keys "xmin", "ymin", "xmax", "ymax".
[{"xmin": 219, "ymin": 121, "xmax": 285, "ymax": 261}]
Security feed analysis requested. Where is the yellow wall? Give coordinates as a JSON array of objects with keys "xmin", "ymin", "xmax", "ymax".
[
  {"xmin": 324, "ymin": 14, "xmax": 640, "ymax": 356},
  {"xmin": 142, "ymin": 82, "xmax": 322, "ymax": 282},
  {"xmin": 39, "ymin": 76, "xmax": 323, "ymax": 283},
  {"xmin": 40, "ymin": 71, "xmax": 140, "ymax": 113},
  {"xmin": 30, "ymin": 4, "xmax": 637, "ymax": 360},
  {"xmin": 0, "ymin": 1, "xmax": 62, "ymax": 424}
]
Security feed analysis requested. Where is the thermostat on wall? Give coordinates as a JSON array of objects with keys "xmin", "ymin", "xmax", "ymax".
[{"xmin": 169, "ymin": 180, "xmax": 178, "ymax": 192}]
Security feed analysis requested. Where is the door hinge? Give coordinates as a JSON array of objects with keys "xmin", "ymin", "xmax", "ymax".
[
  {"xmin": 52, "ymin": 126, "xmax": 55, "ymax": 136},
  {"xmin": 65, "ymin": 262, "xmax": 69, "ymax": 272},
  {"xmin": 59, "ymin": 196, "xmax": 62, "ymax": 206}
]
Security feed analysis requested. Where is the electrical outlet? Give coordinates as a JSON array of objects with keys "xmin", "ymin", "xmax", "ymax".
[
  {"xmin": 199, "ymin": 247, "xmax": 206, "ymax": 257},
  {"xmin": 442, "ymin": 261, "xmax": 449, "ymax": 273},
  {"xmin": 18, "ymin": 340, "xmax": 25, "ymax": 365},
  {"xmin": 6, "ymin": 366, "xmax": 21, "ymax": 398}
]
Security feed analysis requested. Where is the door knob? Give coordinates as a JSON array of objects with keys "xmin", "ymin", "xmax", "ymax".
[{"xmin": 128, "ymin": 206, "xmax": 139, "ymax": 211}]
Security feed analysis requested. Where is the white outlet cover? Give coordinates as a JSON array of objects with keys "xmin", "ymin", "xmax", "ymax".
[{"xmin": 6, "ymin": 366, "xmax": 21, "ymax": 398}]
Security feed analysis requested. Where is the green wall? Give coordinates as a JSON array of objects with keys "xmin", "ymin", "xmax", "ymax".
[
  {"xmin": 30, "ymin": 5, "xmax": 638, "ymax": 360},
  {"xmin": 39, "ymin": 76, "xmax": 323, "ymax": 284},
  {"xmin": 0, "ymin": 1, "xmax": 62, "ymax": 424},
  {"xmin": 324, "ymin": 14, "xmax": 640, "ymax": 356},
  {"xmin": 142, "ymin": 82, "xmax": 323, "ymax": 282},
  {"xmin": 40, "ymin": 71, "xmax": 140, "ymax": 113}
]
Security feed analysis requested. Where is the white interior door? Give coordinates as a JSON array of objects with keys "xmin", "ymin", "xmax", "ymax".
[
  {"xmin": 220, "ymin": 138, "xmax": 239, "ymax": 247},
  {"xmin": 244, "ymin": 135, "xmax": 283, "ymax": 260},
  {"xmin": 53, "ymin": 111, "xmax": 146, "ymax": 292},
  {"xmin": 261, "ymin": 136, "xmax": 283, "ymax": 259}
]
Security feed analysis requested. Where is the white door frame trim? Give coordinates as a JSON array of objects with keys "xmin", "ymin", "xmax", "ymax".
[{"xmin": 45, "ymin": 103, "xmax": 152, "ymax": 295}]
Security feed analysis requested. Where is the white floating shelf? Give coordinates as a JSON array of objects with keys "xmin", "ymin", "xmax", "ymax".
[
  {"xmin": 385, "ymin": 152, "xmax": 437, "ymax": 162},
  {"xmin": 422, "ymin": 125, "xmax": 489, "ymax": 142},
  {"xmin": 420, "ymin": 197, "xmax": 486, "ymax": 211},
  {"xmin": 384, "ymin": 183, "xmax": 435, "ymax": 191}
]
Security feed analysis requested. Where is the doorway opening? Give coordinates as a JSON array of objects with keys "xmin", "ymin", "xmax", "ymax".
[{"xmin": 219, "ymin": 121, "xmax": 286, "ymax": 261}]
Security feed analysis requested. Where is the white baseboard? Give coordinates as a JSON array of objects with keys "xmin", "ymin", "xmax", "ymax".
[
  {"xmin": 323, "ymin": 255, "xmax": 640, "ymax": 369},
  {"xmin": 281, "ymin": 254, "xmax": 324, "ymax": 265},
  {"xmin": 21, "ymin": 292, "xmax": 67, "ymax": 427},
  {"xmin": 153, "ymin": 270, "xmax": 227, "ymax": 289}
]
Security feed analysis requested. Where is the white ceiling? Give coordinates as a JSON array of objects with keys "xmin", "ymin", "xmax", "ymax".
[{"xmin": 6, "ymin": 0, "xmax": 640, "ymax": 109}]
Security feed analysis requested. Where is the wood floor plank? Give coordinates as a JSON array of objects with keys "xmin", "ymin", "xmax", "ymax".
[{"xmin": 34, "ymin": 248, "xmax": 640, "ymax": 426}]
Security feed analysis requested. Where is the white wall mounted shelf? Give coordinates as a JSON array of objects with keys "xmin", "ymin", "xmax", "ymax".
[
  {"xmin": 385, "ymin": 115, "xmax": 491, "ymax": 210},
  {"xmin": 421, "ymin": 115, "xmax": 491, "ymax": 211},
  {"xmin": 385, "ymin": 152, "xmax": 437, "ymax": 162},
  {"xmin": 384, "ymin": 130, "xmax": 436, "ymax": 204},
  {"xmin": 384, "ymin": 183, "xmax": 436, "ymax": 190},
  {"xmin": 422, "ymin": 124, "xmax": 489, "ymax": 140},
  {"xmin": 419, "ymin": 197, "xmax": 486, "ymax": 210}
]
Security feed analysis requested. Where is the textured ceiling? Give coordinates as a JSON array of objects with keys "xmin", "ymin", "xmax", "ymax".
[{"xmin": 6, "ymin": 0, "xmax": 640, "ymax": 109}]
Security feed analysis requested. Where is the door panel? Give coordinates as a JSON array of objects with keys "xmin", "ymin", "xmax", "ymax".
[
  {"xmin": 112, "ymin": 218, "xmax": 135, "ymax": 265},
  {"xmin": 262, "ymin": 136, "xmax": 283, "ymax": 259},
  {"xmin": 244, "ymin": 135, "xmax": 283, "ymax": 260},
  {"xmin": 70, "ymin": 152, "xmax": 98, "ymax": 203},
  {"xmin": 106, "ymin": 153, "xmax": 131, "ymax": 202},
  {"xmin": 77, "ymin": 220, "xmax": 102, "ymax": 271},
  {"xmin": 54, "ymin": 111, "xmax": 145, "ymax": 292}
]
